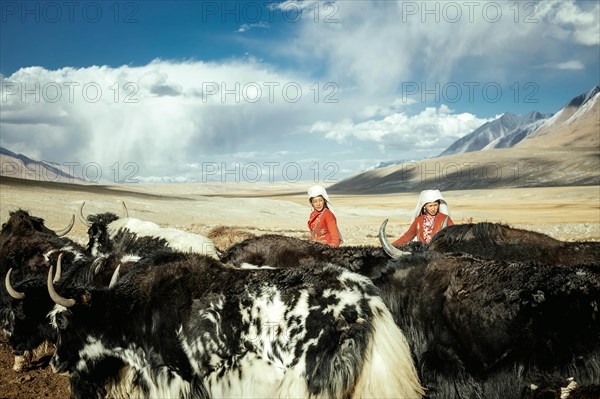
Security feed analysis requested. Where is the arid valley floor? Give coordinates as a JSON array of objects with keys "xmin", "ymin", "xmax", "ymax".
[{"xmin": 0, "ymin": 177, "xmax": 599, "ymax": 398}]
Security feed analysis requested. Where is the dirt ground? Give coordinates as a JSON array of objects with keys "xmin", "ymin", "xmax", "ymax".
[
  {"xmin": 0, "ymin": 178, "xmax": 599, "ymax": 398},
  {"xmin": 0, "ymin": 337, "xmax": 70, "ymax": 399}
]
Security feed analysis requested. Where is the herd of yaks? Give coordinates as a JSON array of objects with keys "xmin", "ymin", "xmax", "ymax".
[{"xmin": 0, "ymin": 201, "xmax": 599, "ymax": 399}]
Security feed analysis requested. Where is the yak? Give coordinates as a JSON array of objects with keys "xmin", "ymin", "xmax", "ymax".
[
  {"xmin": 79, "ymin": 202, "xmax": 220, "ymax": 259},
  {"xmin": 390, "ymin": 220, "xmax": 600, "ymax": 265},
  {"xmin": 219, "ymin": 233, "xmax": 417, "ymax": 278},
  {"xmin": 378, "ymin": 227, "xmax": 600, "ymax": 399},
  {"xmin": 0, "ymin": 210, "xmax": 77, "ymax": 371},
  {"xmin": 47, "ymin": 252, "xmax": 425, "ymax": 398}
]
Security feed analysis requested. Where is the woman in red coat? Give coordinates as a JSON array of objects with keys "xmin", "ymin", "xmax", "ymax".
[
  {"xmin": 307, "ymin": 185, "xmax": 341, "ymax": 247},
  {"xmin": 393, "ymin": 189, "xmax": 453, "ymax": 246}
]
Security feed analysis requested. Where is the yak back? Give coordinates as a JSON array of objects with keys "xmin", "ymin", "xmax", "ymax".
[
  {"xmin": 220, "ymin": 234, "xmax": 392, "ymax": 279},
  {"xmin": 428, "ymin": 222, "xmax": 600, "ymax": 265}
]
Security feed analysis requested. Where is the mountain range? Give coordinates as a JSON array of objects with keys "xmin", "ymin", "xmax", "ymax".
[
  {"xmin": 441, "ymin": 85, "xmax": 599, "ymax": 156},
  {"xmin": 439, "ymin": 111, "xmax": 550, "ymax": 156},
  {"xmin": 330, "ymin": 84, "xmax": 600, "ymax": 194},
  {"xmin": 0, "ymin": 147, "xmax": 84, "ymax": 183}
]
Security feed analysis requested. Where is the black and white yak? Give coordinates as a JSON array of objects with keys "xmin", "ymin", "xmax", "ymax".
[
  {"xmin": 79, "ymin": 202, "xmax": 220, "ymax": 259},
  {"xmin": 47, "ymin": 252, "xmax": 425, "ymax": 399}
]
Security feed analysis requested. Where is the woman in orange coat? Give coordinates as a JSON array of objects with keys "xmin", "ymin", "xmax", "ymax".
[
  {"xmin": 392, "ymin": 189, "xmax": 453, "ymax": 246},
  {"xmin": 307, "ymin": 185, "xmax": 341, "ymax": 247}
]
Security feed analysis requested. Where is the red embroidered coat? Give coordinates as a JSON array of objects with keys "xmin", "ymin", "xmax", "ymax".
[
  {"xmin": 308, "ymin": 208, "xmax": 341, "ymax": 247},
  {"xmin": 392, "ymin": 212, "xmax": 453, "ymax": 246}
]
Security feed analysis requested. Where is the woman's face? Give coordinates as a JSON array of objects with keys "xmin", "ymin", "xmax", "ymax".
[
  {"xmin": 311, "ymin": 196, "xmax": 325, "ymax": 212},
  {"xmin": 423, "ymin": 202, "xmax": 439, "ymax": 216}
]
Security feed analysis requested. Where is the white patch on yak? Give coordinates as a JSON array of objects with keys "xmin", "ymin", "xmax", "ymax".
[
  {"xmin": 48, "ymin": 305, "xmax": 68, "ymax": 330},
  {"xmin": 353, "ymin": 295, "xmax": 425, "ymax": 398},
  {"xmin": 120, "ymin": 254, "xmax": 141, "ymax": 263},
  {"xmin": 560, "ymin": 379, "xmax": 578, "ymax": 399},
  {"xmin": 240, "ymin": 263, "xmax": 276, "ymax": 270},
  {"xmin": 108, "ymin": 218, "xmax": 219, "ymax": 259},
  {"xmin": 44, "ymin": 246, "xmax": 86, "ymax": 263},
  {"xmin": 204, "ymin": 352, "xmax": 310, "ymax": 399},
  {"xmin": 75, "ymin": 338, "xmax": 110, "ymax": 372}
]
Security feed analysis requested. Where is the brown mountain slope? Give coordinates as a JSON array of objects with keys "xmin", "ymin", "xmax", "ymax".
[
  {"xmin": 330, "ymin": 89, "xmax": 599, "ymax": 194},
  {"xmin": 328, "ymin": 148, "xmax": 599, "ymax": 194}
]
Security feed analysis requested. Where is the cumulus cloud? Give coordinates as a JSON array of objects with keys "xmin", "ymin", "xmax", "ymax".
[
  {"xmin": 309, "ymin": 105, "xmax": 491, "ymax": 154},
  {"xmin": 0, "ymin": 60, "xmax": 338, "ymax": 180}
]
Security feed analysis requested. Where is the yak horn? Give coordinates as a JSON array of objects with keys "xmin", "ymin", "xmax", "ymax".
[
  {"xmin": 78, "ymin": 202, "xmax": 92, "ymax": 227},
  {"xmin": 5, "ymin": 269, "xmax": 25, "ymax": 300},
  {"xmin": 379, "ymin": 219, "xmax": 411, "ymax": 258},
  {"xmin": 47, "ymin": 265, "xmax": 75, "ymax": 308},
  {"xmin": 121, "ymin": 201, "xmax": 129, "ymax": 218},
  {"xmin": 54, "ymin": 215, "xmax": 75, "ymax": 237},
  {"xmin": 109, "ymin": 264, "xmax": 121, "ymax": 288},
  {"xmin": 53, "ymin": 253, "xmax": 64, "ymax": 283}
]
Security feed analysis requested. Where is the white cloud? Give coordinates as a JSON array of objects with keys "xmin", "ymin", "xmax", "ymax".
[
  {"xmin": 0, "ymin": 60, "xmax": 338, "ymax": 180},
  {"xmin": 309, "ymin": 105, "xmax": 491, "ymax": 153},
  {"xmin": 542, "ymin": 0, "xmax": 600, "ymax": 46},
  {"xmin": 533, "ymin": 60, "xmax": 585, "ymax": 70},
  {"xmin": 277, "ymin": 0, "xmax": 599, "ymax": 93},
  {"xmin": 238, "ymin": 21, "xmax": 269, "ymax": 33}
]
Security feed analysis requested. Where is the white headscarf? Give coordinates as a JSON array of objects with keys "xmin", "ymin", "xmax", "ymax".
[
  {"xmin": 411, "ymin": 189, "xmax": 450, "ymax": 220},
  {"xmin": 308, "ymin": 185, "xmax": 333, "ymax": 208}
]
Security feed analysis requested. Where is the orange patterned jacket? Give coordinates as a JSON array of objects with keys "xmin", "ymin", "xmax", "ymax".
[
  {"xmin": 392, "ymin": 212, "xmax": 453, "ymax": 246},
  {"xmin": 308, "ymin": 208, "xmax": 341, "ymax": 247}
]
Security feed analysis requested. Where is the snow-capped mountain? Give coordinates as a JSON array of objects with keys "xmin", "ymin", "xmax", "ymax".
[
  {"xmin": 566, "ymin": 85, "xmax": 600, "ymax": 108},
  {"xmin": 331, "ymin": 84, "xmax": 600, "ymax": 193},
  {"xmin": 483, "ymin": 117, "xmax": 548, "ymax": 149},
  {"xmin": 518, "ymin": 85, "xmax": 599, "ymax": 148},
  {"xmin": 439, "ymin": 111, "xmax": 549, "ymax": 156}
]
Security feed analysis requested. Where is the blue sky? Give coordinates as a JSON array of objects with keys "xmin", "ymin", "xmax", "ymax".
[{"xmin": 1, "ymin": 0, "xmax": 599, "ymax": 183}]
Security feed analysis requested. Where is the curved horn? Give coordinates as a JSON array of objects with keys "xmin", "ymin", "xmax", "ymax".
[
  {"xmin": 78, "ymin": 202, "xmax": 92, "ymax": 227},
  {"xmin": 47, "ymin": 265, "xmax": 75, "ymax": 308},
  {"xmin": 53, "ymin": 253, "xmax": 63, "ymax": 283},
  {"xmin": 121, "ymin": 201, "xmax": 129, "ymax": 218},
  {"xmin": 109, "ymin": 264, "xmax": 121, "ymax": 288},
  {"xmin": 54, "ymin": 215, "xmax": 75, "ymax": 237},
  {"xmin": 5, "ymin": 269, "xmax": 25, "ymax": 300},
  {"xmin": 379, "ymin": 219, "xmax": 410, "ymax": 259}
]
